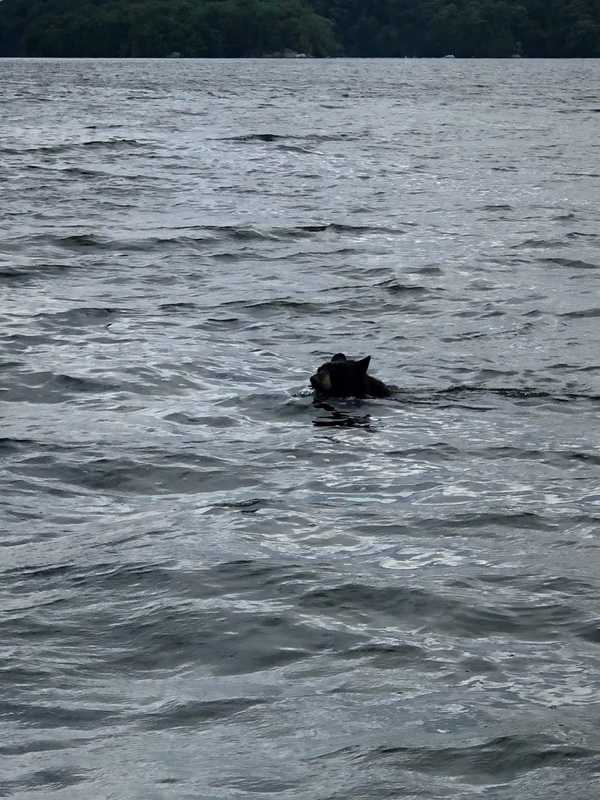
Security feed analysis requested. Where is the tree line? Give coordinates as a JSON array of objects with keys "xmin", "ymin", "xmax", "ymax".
[{"xmin": 1, "ymin": 0, "xmax": 599, "ymax": 57}]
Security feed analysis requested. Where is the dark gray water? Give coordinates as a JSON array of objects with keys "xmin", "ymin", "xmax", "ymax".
[{"xmin": 2, "ymin": 57, "xmax": 600, "ymax": 798}]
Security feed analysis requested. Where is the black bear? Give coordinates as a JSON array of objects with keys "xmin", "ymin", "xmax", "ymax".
[{"xmin": 310, "ymin": 353, "xmax": 391, "ymax": 399}]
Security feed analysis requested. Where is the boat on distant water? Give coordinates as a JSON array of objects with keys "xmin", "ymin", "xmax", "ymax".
[
  {"xmin": 443, "ymin": 54, "xmax": 455, "ymax": 58},
  {"xmin": 263, "ymin": 49, "xmax": 310, "ymax": 58}
]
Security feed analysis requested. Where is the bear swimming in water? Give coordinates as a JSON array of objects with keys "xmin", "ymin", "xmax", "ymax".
[{"xmin": 310, "ymin": 353, "xmax": 391, "ymax": 400}]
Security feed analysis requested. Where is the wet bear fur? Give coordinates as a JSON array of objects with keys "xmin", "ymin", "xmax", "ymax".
[{"xmin": 310, "ymin": 353, "xmax": 391, "ymax": 399}]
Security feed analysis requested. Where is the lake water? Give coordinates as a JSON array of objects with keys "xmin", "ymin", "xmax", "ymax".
[{"xmin": 1, "ymin": 57, "xmax": 600, "ymax": 799}]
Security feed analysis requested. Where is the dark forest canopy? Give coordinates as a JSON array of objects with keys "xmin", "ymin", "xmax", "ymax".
[{"xmin": 1, "ymin": 0, "xmax": 599, "ymax": 57}]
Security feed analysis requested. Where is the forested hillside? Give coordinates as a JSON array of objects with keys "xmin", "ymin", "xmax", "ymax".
[
  {"xmin": 311, "ymin": 0, "xmax": 600, "ymax": 56},
  {"xmin": 0, "ymin": 0, "xmax": 598, "ymax": 57}
]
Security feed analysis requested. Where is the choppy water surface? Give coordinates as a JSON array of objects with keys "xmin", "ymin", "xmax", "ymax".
[{"xmin": 2, "ymin": 58, "xmax": 600, "ymax": 798}]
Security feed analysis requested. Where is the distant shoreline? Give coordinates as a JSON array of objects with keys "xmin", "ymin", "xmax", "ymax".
[
  {"xmin": 1, "ymin": 0, "xmax": 599, "ymax": 60},
  {"xmin": 1, "ymin": 55, "xmax": 597, "ymax": 60}
]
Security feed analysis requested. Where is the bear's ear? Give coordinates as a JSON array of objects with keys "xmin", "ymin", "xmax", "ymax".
[
  {"xmin": 331, "ymin": 353, "xmax": 346, "ymax": 362},
  {"xmin": 357, "ymin": 356, "xmax": 371, "ymax": 373}
]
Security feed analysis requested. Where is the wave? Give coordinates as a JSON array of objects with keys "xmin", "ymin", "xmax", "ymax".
[
  {"xmin": 0, "ymin": 268, "xmax": 32, "ymax": 282},
  {"xmin": 53, "ymin": 374, "xmax": 117, "ymax": 393},
  {"xmin": 480, "ymin": 203, "xmax": 514, "ymax": 211},
  {"xmin": 0, "ymin": 360, "xmax": 23, "ymax": 371},
  {"xmin": 560, "ymin": 308, "xmax": 600, "ymax": 319},
  {"xmin": 577, "ymin": 620, "xmax": 600, "ymax": 643},
  {"xmin": 298, "ymin": 581, "xmax": 577, "ymax": 639},
  {"xmin": 222, "ymin": 132, "xmax": 353, "ymax": 144},
  {"xmin": 543, "ymin": 257, "xmax": 598, "ymax": 270},
  {"xmin": 0, "ymin": 139, "xmax": 146, "ymax": 156},
  {"xmin": 364, "ymin": 734, "xmax": 597, "ymax": 779},
  {"xmin": 2, "ymin": 700, "xmax": 116, "ymax": 730},
  {"xmin": 140, "ymin": 697, "xmax": 266, "ymax": 729},
  {"xmin": 376, "ymin": 278, "xmax": 434, "ymax": 295},
  {"xmin": 19, "ymin": 455, "xmax": 255, "ymax": 495},
  {"xmin": 0, "ymin": 371, "xmax": 118, "ymax": 403},
  {"xmin": 566, "ymin": 231, "xmax": 599, "ymax": 239},
  {"xmin": 513, "ymin": 237, "xmax": 566, "ymax": 249},
  {"xmin": 429, "ymin": 385, "xmax": 600, "ymax": 403},
  {"xmin": 35, "ymin": 307, "xmax": 118, "ymax": 328},
  {"xmin": 159, "ymin": 302, "xmax": 197, "ymax": 311},
  {"xmin": 560, "ymin": 171, "xmax": 600, "ymax": 178},
  {"xmin": 3, "ymin": 222, "xmax": 408, "ymax": 255},
  {"xmin": 0, "ymin": 437, "xmax": 42, "ymax": 454},
  {"xmin": 2, "ymin": 233, "xmax": 124, "ymax": 253},
  {"xmin": 219, "ymin": 297, "xmax": 327, "ymax": 317},
  {"xmin": 155, "ymin": 223, "xmax": 381, "ymax": 248},
  {"xmin": 200, "ymin": 222, "xmax": 406, "ymax": 239},
  {"xmin": 51, "ymin": 233, "xmax": 110, "ymax": 250}
]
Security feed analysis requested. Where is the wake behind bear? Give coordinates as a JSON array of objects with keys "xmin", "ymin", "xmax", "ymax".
[{"xmin": 310, "ymin": 353, "xmax": 392, "ymax": 400}]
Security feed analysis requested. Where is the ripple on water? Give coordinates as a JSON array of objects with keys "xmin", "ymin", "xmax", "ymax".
[{"xmin": 363, "ymin": 734, "xmax": 599, "ymax": 782}]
